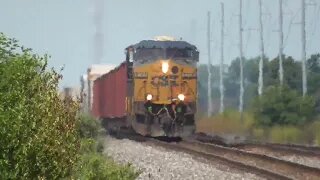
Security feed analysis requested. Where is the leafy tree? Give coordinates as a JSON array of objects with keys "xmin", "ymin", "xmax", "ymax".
[
  {"xmin": 0, "ymin": 33, "xmax": 139, "ymax": 180},
  {"xmin": 220, "ymin": 57, "xmax": 267, "ymax": 109},
  {"xmin": 306, "ymin": 54, "xmax": 320, "ymax": 112},
  {"xmin": 252, "ymin": 85, "xmax": 315, "ymax": 126},
  {"xmin": 197, "ymin": 53, "xmax": 320, "ymax": 115},
  {"xmin": 307, "ymin": 54, "xmax": 320, "ymax": 95},
  {"xmin": 265, "ymin": 55, "xmax": 302, "ymax": 92},
  {"xmin": 228, "ymin": 57, "xmax": 258, "ymax": 84},
  {"xmin": 0, "ymin": 33, "xmax": 80, "ymax": 179}
]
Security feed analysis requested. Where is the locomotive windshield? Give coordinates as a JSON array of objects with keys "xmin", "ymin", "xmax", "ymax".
[
  {"xmin": 131, "ymin": 40, "xmax": 199, "ymax": 63},
  {"xmin": 134, "ymin": 48, "xmax": 198, "ymax": 63},
  {"xmin": 134, "ymin": 48, "xmax": 165, "ymax": 61},
  {"xmin": 166, "ymin": 48, "xmax": 194, "ymax": 59}
]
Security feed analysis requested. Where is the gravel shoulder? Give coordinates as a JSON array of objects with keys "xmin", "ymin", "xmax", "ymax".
[{"xmin": 103, "ymin": 136, "xmax": 264, "ymax": 180}]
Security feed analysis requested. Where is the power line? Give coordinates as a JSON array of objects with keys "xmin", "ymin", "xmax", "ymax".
[
  {"xmin": 308, "ymin": 1, "xmax": 319, "ymax": 47},
  {"xmin": 282, "ymin": 3, "xmax": 300, "ymax": 49},
  {"xmin": 263, "ymin": 2, "xmax": 275, "ymax": 54},
  {"xmin": 244, "ymin": 29, "xmax": 252, "ymax": 55}
]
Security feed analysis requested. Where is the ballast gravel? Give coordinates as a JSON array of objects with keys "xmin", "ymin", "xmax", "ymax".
[
  {"xmin": 244, "ymin": 147, "xmax": 320, "ymax": 169},
  {"xmin": 281, "ymin": 155, "xmax": 320, "ymax": 168},
  {"xmin": 103, "ymin": 136, "xmax": 264, "ymax": 180}
]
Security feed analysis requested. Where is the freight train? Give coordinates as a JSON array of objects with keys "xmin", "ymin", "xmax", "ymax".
[{"xmin": 91, "ymin": 36, "xmax": 199, "ymax": 137}]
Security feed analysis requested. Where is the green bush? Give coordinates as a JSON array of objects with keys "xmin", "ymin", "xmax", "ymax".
[
  {"xmin": 78, "ymin": 114, "xmax": 106, "ymax": 153},
  {"xmin": 252, "ymin": 85, "xmax": 315, "ymax": 126},
  {"xmin": 71, "ymin": 139, "xmax": 139, "ymax": 180},
  {"xmin": 0, "ymin": 33, "xmax": 139, "ymax": 179},
  {"xmin": 74, "ymin": 116, "xmax": 139, "ymax": 179},
  {"xmin": 74, "ymin": 152, "xmax": 138, "ymax": 180},
  {"xmin": 79, "ymin": 114, "xmax": 103, "ymax": 138},
  {"xmin": 0, "ymin": 33, "xmax": 80, "ymax": 179}
]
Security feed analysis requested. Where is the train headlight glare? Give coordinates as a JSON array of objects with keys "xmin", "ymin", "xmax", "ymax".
[
  {"xmin": 162, "ymin": 62, "xmax": 169, "ymax": 74},
  {"xmin": 146, "ymin": 94, "xmax": 153, "ymax": 101},
  {"xmin": 178, "ymin": 94, "xmax": 185, "ymax": 101}
]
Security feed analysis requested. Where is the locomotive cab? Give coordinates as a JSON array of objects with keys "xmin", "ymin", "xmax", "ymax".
[{"xmin": 126, "ymin": 37, "xmax": 199, "ymax": 137}]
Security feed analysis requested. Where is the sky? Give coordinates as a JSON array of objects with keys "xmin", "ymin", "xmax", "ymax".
[{"xmin": 1, "ymin": 0, "xmax": 319, "ymax": 88}]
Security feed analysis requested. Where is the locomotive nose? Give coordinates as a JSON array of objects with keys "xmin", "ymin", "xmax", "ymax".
[{"xmin": 146, "ymin": 60, "xmax": 189, "ymax": 104}]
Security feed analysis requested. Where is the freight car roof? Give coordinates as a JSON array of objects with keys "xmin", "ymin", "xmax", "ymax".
[
  {"xmin": 131, "ymin": 40, "xmax": 197, "ymax": 50},
  {"xmin": 87, "ymin": 64, "xmax": 115, "ymax": 81},
  {"xmin": 95, "ymin": 61, "xmax": 127, "ymax": 82}
]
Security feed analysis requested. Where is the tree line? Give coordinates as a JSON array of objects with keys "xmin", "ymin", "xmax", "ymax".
[{"xmin": 198, "ymin": 54, "xmax": 320, "ymax": 126}]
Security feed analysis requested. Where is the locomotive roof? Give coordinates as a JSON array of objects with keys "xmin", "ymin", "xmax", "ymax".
[{"xmin": 130, "ymin": 40, "xmax": 197, "ymax": 50}]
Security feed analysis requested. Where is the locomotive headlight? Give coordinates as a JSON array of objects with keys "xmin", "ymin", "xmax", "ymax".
[
  {"xmin": 178, "ymin": 94, "xmax": 185, "ymax": 101},
  {"xmin": 162, "ymin": 61, "xmax": 169, "ymax": 74},
  {"xmin": 146, "ymin": 94, "xmax": 153, "ymax": 101}
]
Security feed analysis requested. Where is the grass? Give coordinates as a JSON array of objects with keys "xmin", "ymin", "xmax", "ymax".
[
  {"xmin": 196, "ymin": 110, "xmax": 320, "ymax": 146},
  {"xmin": 196, "ymin": 110, "xmax": 254, "ymax": 136},
  {"xmin": 269, "ymin": 126, "xmax": 304, "ymax": 144},
  {"xmin": 310, "ymin": 120, "xmax": 320, "ymax": 145}
]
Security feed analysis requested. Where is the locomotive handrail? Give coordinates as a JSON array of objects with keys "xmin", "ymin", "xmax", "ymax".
[{"xmin": 148, "ymin": 106, "xmax": 177, "ymax": 121}]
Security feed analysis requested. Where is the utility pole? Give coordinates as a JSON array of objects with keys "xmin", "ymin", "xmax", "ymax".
[
  {"xmin": 220, "ymin": 3, "xmax": 225, "ymax": 113},
  {"xmin": 279, "ymin": 0, "xmax": 284, "ymax": 86},
  {"xmin": 207, "ymin": 11, "xmax": 213, "ymax": 117},
  {"xmin": 239, "ymin": 0, "xmax": 244, "ymax": 114},
  {"xmin": 258, "ymin": 0, "xmax": 265, "ymax": 96},
  {"xmin": 301, "ymin": 0, "xmax": 307, "ymax": 96}
]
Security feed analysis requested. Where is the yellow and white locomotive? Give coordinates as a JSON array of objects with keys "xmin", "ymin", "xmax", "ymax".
[
  {"xmin": 126, "ymin": 37, "xmax": 199, "ymax": 137},
  {"xmin": 92, "ymin": 36, "xmax": 199, "ymax": 137}
]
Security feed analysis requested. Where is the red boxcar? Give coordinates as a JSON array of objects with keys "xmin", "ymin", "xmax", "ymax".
[
  {"xmin": 92, "ymin": 62, "xmax": 128, "ymax": 119},
  {"xmin": 92, "ymin": 76, "xmax": 101, "ymax": 118}
]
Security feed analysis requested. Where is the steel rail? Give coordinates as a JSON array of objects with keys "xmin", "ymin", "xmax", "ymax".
[
  {"xmin": 194, "ymin": 133, "xmax": 320, "ymax": 158},
  {"xmin": 235, "ymin": 143, "xmax": 320, "ymax": 158},
  {"xmin": 145, "ymin": 139, "xmax": 292, "ymax": 180},
  {"xmin": 178, "ymin": 140, "xmax": 320, "ymax": 180}
]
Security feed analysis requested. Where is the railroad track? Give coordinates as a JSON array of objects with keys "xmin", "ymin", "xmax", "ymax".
[
  {"xmin": 194, "ymin": 133, "xmax": 320, "ymax": 160},
  {"xmin": 111, "ymin": 130, "xmax": 320, "ymax": 179},
  {"xmin": 234, "ymin": 142, "xmax": 320, "ymax": 159},
  {"xmin": 265, "ymin": 143, "xmax": 320, "ymax": 156},
  {"xmin": 143, "ymin": 138, "xmax": 320, "ymax": 180}
]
